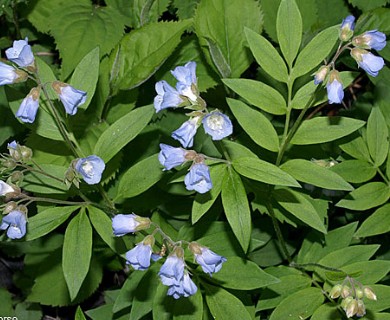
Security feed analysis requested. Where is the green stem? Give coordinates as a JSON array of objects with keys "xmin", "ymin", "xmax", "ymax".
[
  {"xmin": 18, "ymin": 164, "xmax": 64, "ymax": 183},
  {"xmin": 216, "ymin": 140, "xmax": 232, "ymax": 163},
  {"xmin": 377, "ymin": 168, "xmax": 389, "ymax": 185},
  {"xmin": 19, "ymin": 195, "xmax": 88, "ymax": 206},
  {"xmin": 290, "ymin": 262, "xmax": 344, "ymax": 273},
  {"xmin": 96, "ymin": 184, "xmax": 116, "ymax": 210}
]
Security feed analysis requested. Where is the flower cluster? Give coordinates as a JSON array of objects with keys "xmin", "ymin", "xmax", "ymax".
[
  {"xmin": 0, "ymin": 38, "xmax": 87, "ymax": 123},
  {"xmin": 112, "ymin": 213, "xmax": 227, "ymax": 299},
  {"xmin": 329, "ymin": 277, "xmax": 377, "ymax": 318},
  {"xmin": 314, "ymin": 15, "xmax": 387, "ymax": 104}
]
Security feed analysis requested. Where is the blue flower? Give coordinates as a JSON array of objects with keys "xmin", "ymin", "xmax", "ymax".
[
  {"xmin": 326, "ymin": 71, "xmax": 344, "ymax": 104},
  {"xmin": 16, "ymin": 87, "xmax": 40, "ymax": 123},
  {"xmin": 113, "ymin": 214, "xmax": 140, "ymax": 236},
  {"xmin": 184, "ymin": 163, "xmax": 212, "ymax": 194},
  {"xmin": 7, "ymin": 140, "xmax": 17, "ymax": 149},
  {"xmin": 159, "ymin": 253, "xmax": 185, "ymax": 286},
  {"xmin": 339, "ymin": 16, "xmax": 355, "ymax": 41},
  {"xmin": 167, "ymin": 272, "xmax": 197, "ymax": 299},
  {"xmin": 0, "ymin": 180, "xmax": 15, "ymax": 196},
  {"xmin": 172, "ymin": 117, "xmax": 201, "ymax": 148},
  {"xmin": 353, "ymin": 30, "xmax": 386, "ymax": 51},
  {"xmin": 52, "ymin": 81, "xmax": 87, "ymax": 115},
  {"xmin": 126, "ymin": 240, "xmax": 153, "ymax": 271},
  {"xmin": 351, "ymin": 48, "xmax": 385, "ymax": 77},
  {"xmin": 0, "ymin": 210, "xmax": 27, "ymax": 239},
  {"xmin": 189, "ymin": 243, "xmax": 227, "ymax": 275},
  {"xmin": 5, "ymin": 38, "xmax": 35, "ymax": 68},
  {"xmin": 75, "ymin": 155, "xmax": 105, "ymax": 185},
  {"xmin": 0, "ymin": 62, "xmax": 26, "ymax": 85},
  {"xmin": 313, "ymin": 66, "xmax": 329, "ymax": 85},
  {"xmin": 171, "ymin": 61, "xmax": 198, "ymax": 102},
  {"xmin": 202, "ymin": 111, "xmax": 233, "ymax": 140},
  {"xmin": 154, "ymin": 80, "xmax": 184, "ymax": 112},
  {"xmin": 158, "ymin": 144, "xmax": 189, "ymax": 170}
]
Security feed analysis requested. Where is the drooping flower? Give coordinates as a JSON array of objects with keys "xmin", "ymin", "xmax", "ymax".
[
  {"xmin": 5, "ymin": 38, "xmax": 35, "ymax": 68},
  {"xmin": 202, "ymin": 111, "xmax": 233, "ymax": 140},
  {"xmin": 125, "ymin": 236, "xmax": 154, "ymax": 271},
  {"xmin": 158, "ymin": 250, "xmax": 185, "ymax": 287},
  {"xmin": 313, "ymin": 65, "xmax": 329, "ymax": 85},
  {"xmin": 171, "ymin": 61, "xmax": 198, "ymax": 102},
  {"xmin": 75, "ymin": 155, "xmax": 105, "ymax": 185},
  {"xmin": 0, "ymin": 62, "xmax": 27, "ymax": 86},
  {"xmin": 339, "ymin": 15, "xmax": 355, "ymax": 41},
  {"xmin": 189, "ymin": 242, "xmax": 227, "ymax": 275},
  {"xmin": 158, "ymin": 143, "xmax": 193, "ymax": 170},
  {"xmin": 52, "ymin": 81, "xmax": 87, "ymax": 115},
  {"xmin": 154, "ymin": 80, "xmax": 184, "ymax": 112},
  {"xmin": 166, "ymin": 272, "xmax": 198, "ymax": 299},
  {"xmin": 351, "ymin": 48, "xmax": 385, "ymax": 77},
  {"xmin": 0, "ymin": 210, "xmax": 27, "ymax": 239},
  {"xmin": 0, "ymin": 181, "xmax": 15, "ymax": 196},
  {"xmin": 353, "ymin": 30, "xmax": 387, "ymax": 51},
  {"xmin": 326, "ymin": 70, "xmax": 344, "ymax": 104},
  {"xmin": 172, "ymin": 116, "xmax": 201, "ymax": 148},
  {"xmin": 16, "ymin": 87, "xmax": 40, "ymax": 123},
  {"xmin": 184, "ymin": 163, "xmax": 212, "ymax": 194},
  {"xmin": 112, "ymin": 214, "xmax": 151, "ymax": 236}
]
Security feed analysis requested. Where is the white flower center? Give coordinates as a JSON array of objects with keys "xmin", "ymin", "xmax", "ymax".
[
  {"xmin": 206, "ymin": 115, "xmax": 224, "ymax": 131},
  {"xmin": 82, "ymin": 161, "xmax": 94, "ymax": 176}
]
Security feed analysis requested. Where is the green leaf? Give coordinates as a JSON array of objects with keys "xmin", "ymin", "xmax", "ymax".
[
  {"xmin": 87, "ymin": 206, "xmax": 116, "ymax": 251},
  {"xmin": 245, "ymin": 27, "xmax": 288, "ymax": 82},
  {"xmin": 227, "ymin": 98, "xmax": 279, "ymax": 152},
  {"xmin": 63, "ymin": 210, "xmax": 93, "ymax": 300},
  {"xmin": 269, "ymin": 287, "xmax": 324, "ymax": 320},
  {"xmin": 26, "ymin": 206, "xmax": 80, "ymax": 241},
  {"xmin": 117, "ymin": 154, "xmax": 164, "ymax": 200},
  {"xmin": 113, "ymin": 271, "xmax": 146, "ymax": 313},
  {"xmin": 280, "ymin": 159, "xmax": 353, "ymax": 191},
  {"xmin": 221, "ymin": 167, "xmax": 252, "ymax": 251},
  {"xmin": 0, "ymin": 287, "xmax": 15, "ymax": 316},
  {"xmin": 311, "ymin": 303, "xmax": 341, "ymax": 320},
  {"xmin": 291, "ymin": 117, "xmax": 365, "ymax": 145},
  {"xmin": 364, "ymin": 285, "xmax": 390, "ymax": 312},
  {"xmin": 276, "ymin": 0, "xmax": 302, "ymax": 68},
  {"xmin": 192, "ymin": 164, "xmax": 227, "ymax": 224},
  {"xmin": 336, "ymin": 182, "xmax": 390, "ymax": 211},
  {"xmin": 367, "ymin": 107, "xmax": 389, "ymax": 166},
  {"xmin": 194, "ymin": 0, "xmax": 263, "ymax": 78},
  {"xmin": 204, "ymin": 283, "xmax": 252, "ymax": 320},
  {"xmin": 349, "ymin": 0, "xmax": 389, "ymax": 11},
  {"xmin": 232, "ymin": 157, "xmax": 300, "ymax": 187},
  {"xmin": 51, "ymin": 1, "xmax": 125, "ymax": 79},
  {"xmin": 75, "ymin": 306, "xmax": 87, "ymax": 320},
  {"xmin": 27, "ymin": 0, "xmax": 66, "ymax": 33},
  {"xmin": 210, "ymin": 257, "xmax": 279, "ymax": 290},
  {"xmin": 94, "ymin": 104, "xmax": 154, "ymax": 163},
  {"xmin": 339, "ymin": 135, "xmax": 371, "ymax": 162},
  {"xmin": 223, "ymin": 79, "xmax": 286, "ymax": 115},
  {"xmin": 111, "ymin": 20, "xmax": 192, "ymax": 92},
  {"xmin": 335, "ymin": 260, "xmax": 390, "ymax": 285},
  {"xmin": 273, "ymin": 188, "xmax": 327, "ymax": 233},
  {"xmin": 355, "ymin": 204, "xmax": 390, "ymax": 237},
  {"xmin": 70, "ymin": 46, "xmax": 100, "ymax": 111},
  {"xmin": 330, "ymin": 160, "xmax": 377, "ymax": 184},
  {"xmin": 292, "ymin": 25, "xmax": 338, "ymax": 79}
]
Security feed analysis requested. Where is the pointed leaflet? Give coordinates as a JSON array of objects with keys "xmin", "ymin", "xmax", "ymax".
[
  {"xmin": 227, "ymin": 98, "xmax": 279, "ymax": 152},
  {"xmin": 330, "ymin": 160, "xmax": 376, "ymax": 184},
  {"xmin": 221, "ymin": 167, "xmax": 251, "ymax": 252},
  {"xmin": 63, "ymin": 209, "xmax": 93, "ymax": 300},
  {"xmin": 245, "ymin": 27, "xmax": 288, "ymax": 82},
  {"xmin": 88, "ymin": 206, "xmax": 117, "ymax": 251},
  {"xmin": 194, "ymin": 0, "xmax": 262, "ymax": 78},
  {"xmin": 355, "ymin": 204, "xmax": 390, "ymax": 237},
  {"xmin": 367, "ymin": 107, "xmax": 389, "ymax": 167},
  {"xmin": 276, "ymin": 0, "xmax": 302, "ymax": 67},
  {"xmin": 110, "ymin": 19, "xmax": 191, "ymax": 93}
]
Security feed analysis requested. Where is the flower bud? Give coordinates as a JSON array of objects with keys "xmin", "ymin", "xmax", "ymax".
[
  {"xmin": 3, "ymin": 201, "xmax": 17, "ymax": 214},
  {"xmin": 313, "ymin": 65, "xmax": 329, "ymax": 85},
  {"xmin": 339, "ymin": 15, "xmax": 355, "ymax": 42},
  {"xmin": 364, "ymin": 286, "xmax": 377, "ymax": 301},
  {"xmin": 345, "ymin": 299, "xmax": 358, "ymax": 319},
  {"xmin": 355, "ymin": 287, "xmax": 364, "ymax": 299},
  {"xmin": 341, "ymin": 296, "xmax": 354, "ymax": 310},
  {"xmin": 20, "ymin": 145, "xmax": 33, "ymax": 161},
  {"xmin": 329, "ymin": 284, "xmax": 343, "ymax": 299},
  {"xmin": 1, "ymin": 159, "xmax": 16, "ymax": 170},
  {"xmin": 356, "ymin": 299, "xmax": 366, "ymax": 317},
  {"xmin": 17, "ymin": 205, "xmax": 28, "ymax": 215},
  {"xmin": 10, "ymin": 171, "xmax": 23, "ymax": 184},
  {"xmin": 341, "ymin": 285, "xmax": 352, "ymax": 298}
]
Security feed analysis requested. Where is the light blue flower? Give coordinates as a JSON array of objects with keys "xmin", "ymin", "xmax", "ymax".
[
  {"xmin": 193, "ymin": 246, "xmax": 227, "ymax": 275},
  {"xmin": 167, "ymin": 272, "xmax": 197, "ymax": 299},
  {"xmin": 154, "ymin": 80, "xmax": 184, "ymax": 112},
  {"xmin": 52, "ymin": 81, "xmax": 87, "ymax": 115},
  {"xmin": 5, "ymin": 38, "xmax": 35, "ymax": 68},
  {"xmin": 172, "ymin": 117, "xmax": 201, "ymax": 148},
  {"xmin": 16, "ymin": 87, "xmax": 40, "ymax": 123},
  {"xmin": 0, "ymin": 62, "xmax": 22, "ymax": 85},
  {"xmin": 0, "ymin": 180, "xmax": 15, "ymax": 196},
  {"xmin": 351, "ymin": 48, "xmax": 385, "ymax": 77},
  {"xmin": 158, "ymin": 144, "xmax": 188, "ymax": 170},
  {"xmin": 159, "ymin": 253, "xmax": 185, "ymax": 287},
  {"xmin": 184, "ymin": 163, "xmax": 212, "ymax": 194},
  {"xmin": 326, "ymin": 71, "xmax": 344, "ymax": 104},
  {"xmin": 126, "ymin": 242, "xmax": 153, "ymax": 271},
  {"xmin": 75, "ymin": 155, "xmax": 105, "ymax": 185},
  {"xmin": 112, "ymin": 214, "xmax": 140, "ymax": 236},
  {"xmin": 202, "ymin": 111, "xmax": 233, "ymax": 140},
  {"xmin": 7, "ymin": 140, "xmax": 17, "ymax": 150},
  {"xmin": 171, "ymin": 61, "xmax": 198, "ymax": 102},
  {"xmin": 0, "ymin": 210, "xmax": 27, "ymax": 239},
  {"xmin": 353, "ymin": 30, "xmax": 386, "ymax": 51},
  {"xmin": 313, "ymin": 66, "xmax": 329, "ymax": 85},
  {"xmin": 341, "ymin": 15, "xmax": 355, "ymax": 32}
]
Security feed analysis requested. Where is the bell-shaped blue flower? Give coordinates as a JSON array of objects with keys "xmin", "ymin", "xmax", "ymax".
[
  {"xmin": 353, "ymin": 30, "xmax": 386, "ymax": 51},
  {"xmin": 0, "ymin": 180, "xmax": 15, "ymax": 196},
  {"xmin": 339, "ymin": 15, "xmax": 355, "ymax": 41},
  {"xmin": 0, "ymin": 210, "xmax": 27, "ymax": 239},
  {"xmin": 0, "ymin": 62, "xmax": 26, "ymax": 85},
  {"xmin": 52, "ymin": 81, "xmax": 87, "ymax": 115},
  {"xmin": 351, "ymin": 48, "xmax": 385, "ymax": 77},
  {"xmin": 5, "ymin": 38, "xmax": 35, "ymax": 68},
  {"xmin": 159, "ymin": 250, "xmax": 185, "ymax": 287},
  {"xmin": 125, "ymin": 236, "xmax": 154, "ymax": 271},
  {"xmin": 172, "ymin": 117, "xmax": 201, "ymax": 148},
  {"xmin": 184, "ymin": 163, "xmax": 212, "ymax": 194},
  {"xmin": 75, "ymin": 155, "xmax": 105, "ymax": 185},
  {"xmin": 154, "ymin": 80, "xmax": 184, "ymax": 112},
  {"xmin": 112, "ymin": 213, "xmax": 151, "ymax": 236},
  {"xmin": 171, "ymin": 61, "xmax": 198, "ymax": 102},
  {"xmin": 167, "ymin": 272, "xmax": 197, "ymax": 299},
  {"xmin": 16, "ymin": 87, "xmax": 40, "ymax": 123},
  {"xmin": 158, "ymin": 143, "xmax": 190, "ymax": 170},
  {"xmin": 326, "ymin": 71, "xmax": 344, "ymax": 104},
  {"xmin": 202, "ymin": 111, "xmax": 233, "ymax": 140},
  {"xmin": 189, "ymin": 242, "xmax": 227, "ymax": 275}
]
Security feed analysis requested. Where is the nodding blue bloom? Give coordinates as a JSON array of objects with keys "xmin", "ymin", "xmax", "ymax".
[
  {"xmin": 172, "ymin": 117, "xmax": 201, "ymax": 148},
  {"xmin": 0, "ymin": 181, "xmax": 15, "ymax": 196},
  {"xmin": 189, "ymin": 243, "xmax": 227, "ymax": 275},
  {"xmin": 125, "ymin": 241, "xmax": 153, "ymax": 271},
  {"xmin": 7, "ymin": 140, "xmax": 18, "ymax": 150},
  {"xmin": 16, "ymin": 87, "xmax": 40, "ymax": 123},
  {"xmin": 5, "ymin": 38, "xmax": 35, "ymax": 68},
  {"xmin": 171, "ymin": 61, "xmax": 198, "ymax": 102},
  {"xmin": 52, "ymin": 81, "xmax": 87, "ymax": 115},
  {"xmin": 112, "ymin": 214, "xmax": 140, "ymax": 236},
  {"xmin": 167, "ymin": 272, "xmax": 197, "ymax": 299},
  {"xmin": 340, "ymin": 16, "xmax": 355, "ymax": 41},
  {"xmin": 353, "ymin": 30, "xmax": 387, "ymax": 51},
  {"xmin": 75, "ymin": 155, "xmax": 105, "ymax": 185},
  {"xmin": 184, "ymin": 163, "xmax": 212, "ymax": 194},
  {"xmin": 0, "ymin": 62, "xmax": 26, "ymax": 85},
  {"xmin": 351, "ymin": 48, "xmax": 385, "ymax": 77},
  {"xmin": 158, "ymin": 144, "xmax": 189, "ymax": 170},
  {"xmin": 313, "ymin": 66, "xmax": 329, "ymax": 85},
  {"xmin": 326, "ymin": 71, "xmax": 344, "ymax": 104},
  {"xmin": 202, "ymin": 111, "xmax": 233, "ymax": 140},
  {"xmin": 0, "ymin": 210, "xmax": 27, "ymax": 239},
  {"xmin": 159, "ymin": 253, "xmax": 185, "ymax": 287},
  {"xmin": 154, "ymin": 80, "xmax": 184, "ymax": 112}
]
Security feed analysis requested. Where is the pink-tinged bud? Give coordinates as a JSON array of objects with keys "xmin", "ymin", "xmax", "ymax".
[
  {"xmin": 345, "ymin": 299, "xmax": 358, "ymax": 318},
  {"xmin": 356, "ymin": 300, "xmax": 366, "ymax": 317},
  {"xmin": 341, "ymin": 285, "xmax": 352, "ymax": 298},
  {"xmin": 329, "ymin": 284, "xmax": 343, "ymax": 299},
  {"xmin": 364, "ymin": 286, "xmax": 377, "ymax": 301}
]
